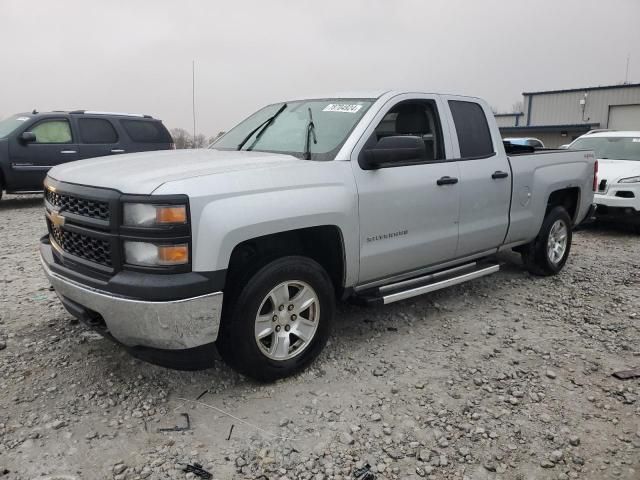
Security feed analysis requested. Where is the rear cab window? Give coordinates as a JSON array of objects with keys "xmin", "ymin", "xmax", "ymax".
[
  {"xmin": 448, "ymin": 100, "xmax": 494, "ymax": 159},
  {"xmin": 121, "ymin": 119, "xmax": 172, "ymax": 143}
]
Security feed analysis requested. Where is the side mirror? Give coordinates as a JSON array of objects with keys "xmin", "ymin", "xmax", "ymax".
[
  {"xmin": 361, "ymin": 135, "xmax": 426, "ymax": 170},
  {"xmin": 20, "ymin": 132, "xmax": 37, "ymax": 143}
]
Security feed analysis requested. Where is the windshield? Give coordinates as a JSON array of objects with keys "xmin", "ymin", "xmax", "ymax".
[
  {"xmin": 571, "ymin": 135, "xmax": 640, "ymax": 161},
  {"xmin": 211, "ymin": 99, "xmax": 374, "ymax": 160},
  {"xmin": 0, "ymin": 114, "xmax": 31, "ymax": 139}
]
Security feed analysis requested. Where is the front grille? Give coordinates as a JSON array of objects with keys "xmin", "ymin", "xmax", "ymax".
[
  {"xmin": 45, "ymin": 189, "xmax": 110, "ymax": 221},
  {"xmin": 48, "ymin": 221, "xmax": 112, "ymax": 267}
]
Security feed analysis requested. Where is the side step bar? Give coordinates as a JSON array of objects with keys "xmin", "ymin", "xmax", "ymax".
[{"xmin": 353, "ymin": 262, "xmax": 500, "ymax": 306}]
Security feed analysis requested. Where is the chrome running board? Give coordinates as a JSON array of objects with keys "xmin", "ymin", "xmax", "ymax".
[{"xmin": 353, "ymin": 262, "xmax": 500, "ymax": 306}]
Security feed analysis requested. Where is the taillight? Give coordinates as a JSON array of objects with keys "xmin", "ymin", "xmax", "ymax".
[{"xmin": 593, "ymin": 159, "xmax": 598, "ymax": 191}]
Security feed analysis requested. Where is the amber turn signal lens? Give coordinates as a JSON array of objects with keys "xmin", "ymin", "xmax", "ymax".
[
  {"xmin": 158, "ymin": 244, "xmax": 189, "ymax": 264},
  {"xmin": 155, "ymin": 206, "xmax": 187, "ymax": 224}
]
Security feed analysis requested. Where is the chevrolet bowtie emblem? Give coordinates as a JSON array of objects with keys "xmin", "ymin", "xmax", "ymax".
[{"xmin": 50, "ymin": 210, "xmax": 65, "ymax": 227}]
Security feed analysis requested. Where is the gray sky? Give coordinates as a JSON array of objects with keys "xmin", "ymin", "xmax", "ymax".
[{"xmin": 1, "ymin": 0, "xmax": 639, "ymax": 136}]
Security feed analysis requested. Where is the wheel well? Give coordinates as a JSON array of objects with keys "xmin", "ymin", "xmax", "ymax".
[
  {"xmin": 546, "ymin": 187, "xmax": 579, "ymax": 222},
  {"xmin": 226, "ymin": 226, "xmax": 345, "ymax": 295}
]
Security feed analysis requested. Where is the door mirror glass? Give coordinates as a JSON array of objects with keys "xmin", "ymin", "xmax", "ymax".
[
  {"xmin": 362, "ymin": 135, "xmax": 426, "ymax": 169},
  {"xmin": 20, "ymin": 131, "xmax": 37, "ymax": 143}
]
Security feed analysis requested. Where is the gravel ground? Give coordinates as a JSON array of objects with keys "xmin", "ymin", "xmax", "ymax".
[{"xmin": 1, "ymin": 194, "xmax": 639, "ymax": 480}]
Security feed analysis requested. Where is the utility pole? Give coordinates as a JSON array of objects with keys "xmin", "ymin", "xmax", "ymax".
[
  {"xmin": 624, "ymin": 54, "xmax": 630, "ymax": 85},
  {"xmin": 192, "ymin": 60, "xmax": 196, "ymax": 148}
]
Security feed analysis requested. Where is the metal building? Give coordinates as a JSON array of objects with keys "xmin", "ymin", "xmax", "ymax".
[{"xmin": 497, "ymin": 83, "xmax": 640, "ymax": 147}]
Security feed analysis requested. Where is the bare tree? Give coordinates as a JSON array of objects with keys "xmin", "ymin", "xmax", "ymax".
[
  {"xmin": 170, "ymin": 128, "xmax": 191, "ymax": 149},
  {"xmin": 208, "ymin": 131, "xmax": 225, "ymax": 145},
  {"xmin": 170, "ymin": 128, "xmax": 210, "ymax": 149},
  {"xmin": 511, "ymin": 101, "xmax": 524, "ymax": 113},
  {"xmin": 192, "ymin": 133, "xmax": 207, "ymax": 148}
]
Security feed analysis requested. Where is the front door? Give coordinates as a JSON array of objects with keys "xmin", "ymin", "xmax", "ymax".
[
  {"xmin": 352, "ymin": 95, "xmax": 461, "ymax": 283},
  {"xmin": 8, "ymin": 117, "xmax": 79, "ymax": 189},
  {"xmin": 445, "ymin": 98, "xmax": 511, "ymax": 257}
]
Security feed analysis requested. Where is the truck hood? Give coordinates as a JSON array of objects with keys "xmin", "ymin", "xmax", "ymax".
[
  {"xmin": 47, "ymin": 149, "xmax": 301, "ymax": 194},
  {"xmin": 597, "ymin": 159, "xmax": 640, "ymax": 183}
]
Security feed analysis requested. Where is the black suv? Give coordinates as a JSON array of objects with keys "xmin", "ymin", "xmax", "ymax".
[{"xmin": 0, "ymin": 110, "xmax": 174, "ymax": 200}]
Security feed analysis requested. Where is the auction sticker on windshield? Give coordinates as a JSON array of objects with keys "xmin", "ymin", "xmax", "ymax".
[{"xmin": 323, "ymin": 104, "xmax": 363, "ymax": 113}]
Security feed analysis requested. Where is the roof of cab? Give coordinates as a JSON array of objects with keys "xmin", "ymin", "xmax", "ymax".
[{"xmin": 282, "ymin": 90, "xmax": 483, "ymax": 102}]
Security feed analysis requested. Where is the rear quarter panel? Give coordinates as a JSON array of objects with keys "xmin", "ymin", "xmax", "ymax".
[{"xmin": 506, "ymin": 150, "xmax": 595, "ymax": 244}]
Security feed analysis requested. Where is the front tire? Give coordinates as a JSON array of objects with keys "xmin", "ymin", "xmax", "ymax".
[
  {"xmin": 217, "ymin": 256, "xmax": 335, "ymax": 381},
  {"xmin": 521, "ymin": 206, "xmax": 572, "ymax": 276}
]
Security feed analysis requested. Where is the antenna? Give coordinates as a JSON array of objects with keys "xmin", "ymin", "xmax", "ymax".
[
  {"xmin": 624, "ymin": 54, "xmax": 630, "ymax": 84},
  {"xmin": 192, "ymin": 60, "xmax": 196, "ymax": 148}
]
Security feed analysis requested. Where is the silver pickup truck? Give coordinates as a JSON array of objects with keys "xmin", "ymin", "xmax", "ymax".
[{"xmin": 40, "ymin": 91, "xmax": 597, "ymax": 380}]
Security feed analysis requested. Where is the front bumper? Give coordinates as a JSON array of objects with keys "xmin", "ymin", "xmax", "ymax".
[
  {"xmin": 41, "ymin": 243, "xmax": 223, "ymax": 350},
  {"xmin": 594, "ymin": 188, "xmax": 640, "ymax": 223}
]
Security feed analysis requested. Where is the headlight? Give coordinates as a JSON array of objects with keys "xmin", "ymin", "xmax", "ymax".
[
  {"xmin": 619, "ymin": 176, "xmax": 640, "ymax": 184},
  {"xmin": 123, "ymin": 203, "xmax": 187, "ymax": 227},
  {"xmin": 124, "ymin": 241, "xmax": 189, "ymax": 266}
]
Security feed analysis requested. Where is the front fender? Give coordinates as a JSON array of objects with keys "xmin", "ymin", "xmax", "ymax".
[
  {"xmin": 196, "ymin": 184, "xmax": 358, "ymax": 283},
  {"xmin": 155, "ymin": 161, "xmax": 360, "ymax": 287}
]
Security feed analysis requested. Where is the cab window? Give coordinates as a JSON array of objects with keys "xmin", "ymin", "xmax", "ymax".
[
  {"xmin": 79, "ymin": 118, "xmax": 119, "ymax": 144},
  {"xmin": 31, "ymin": 119, "xmax": 73, "ymax": 144},
  {"xmin": 448, "ymin": 100, "xmax": 494, "ymax": 158},
  {"xmin": 372, "ymin": 101, "xmax": 445, "ymax": 161}
]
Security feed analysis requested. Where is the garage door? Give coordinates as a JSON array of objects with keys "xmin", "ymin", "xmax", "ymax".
[{"xmin": 608, "ymin": 104, "xmax": 640, "ymax": 129}]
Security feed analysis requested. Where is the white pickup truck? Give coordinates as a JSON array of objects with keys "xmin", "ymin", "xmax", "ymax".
[{"xmin": 40, "ymin": 90, "xmax": 597, "ymax": 380}]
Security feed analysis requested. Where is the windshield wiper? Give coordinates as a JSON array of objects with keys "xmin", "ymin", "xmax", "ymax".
[
  {"xmin": 303, "ymin": 107, "xmax": 317, "ymax": 160},
  {"xmin": 237, "ymin": 103, "xmax": 287, "ymax": 151}
]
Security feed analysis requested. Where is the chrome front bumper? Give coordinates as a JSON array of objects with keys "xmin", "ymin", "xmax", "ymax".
[{"xmin": 41, "ymin": 256, "xmax": 223, "ymax": 350}]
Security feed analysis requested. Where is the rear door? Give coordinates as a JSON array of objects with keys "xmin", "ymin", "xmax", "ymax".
[
  {"xmin": 444, "ymin": 98, "xmax": 511, "ymax": 257},
  {"xmin": 75, "ymin": 116, "xmax": 124, "ymax": 160},
  {"xmin": 351, "ymin": 93, "xmax": 461, "ymax": 283},
  {"xmin": 119, "ymin": 119, "xmax": 173, "ymax": 152},
  {"xmin": 8, "ymin": 117, "xmax": 79, "ymax": 189}
]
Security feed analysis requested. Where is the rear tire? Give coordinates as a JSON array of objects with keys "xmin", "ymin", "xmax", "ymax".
[
  {"xmin": 217, "ymin": 256, "xmax": 334, "ymax": 381},
  {"xmin": 521, "ymin": 206, "xmax": 572, "ymax": 276}
]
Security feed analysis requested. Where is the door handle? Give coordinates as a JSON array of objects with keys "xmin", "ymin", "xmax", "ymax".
[
  {"xmin": 492, "ymin": 171, "xmax": 509, "ymax": 179},
  {"xmin": 111, "ymin": 149, "xmax": 125, "ymax": 154},
  {"xmin": 437, "ymin": 176, "xmax": 459, "ymax": 186},
  {"xmin": 60, "ymin": 150, "xmax": 77, "ymax": 154}
]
